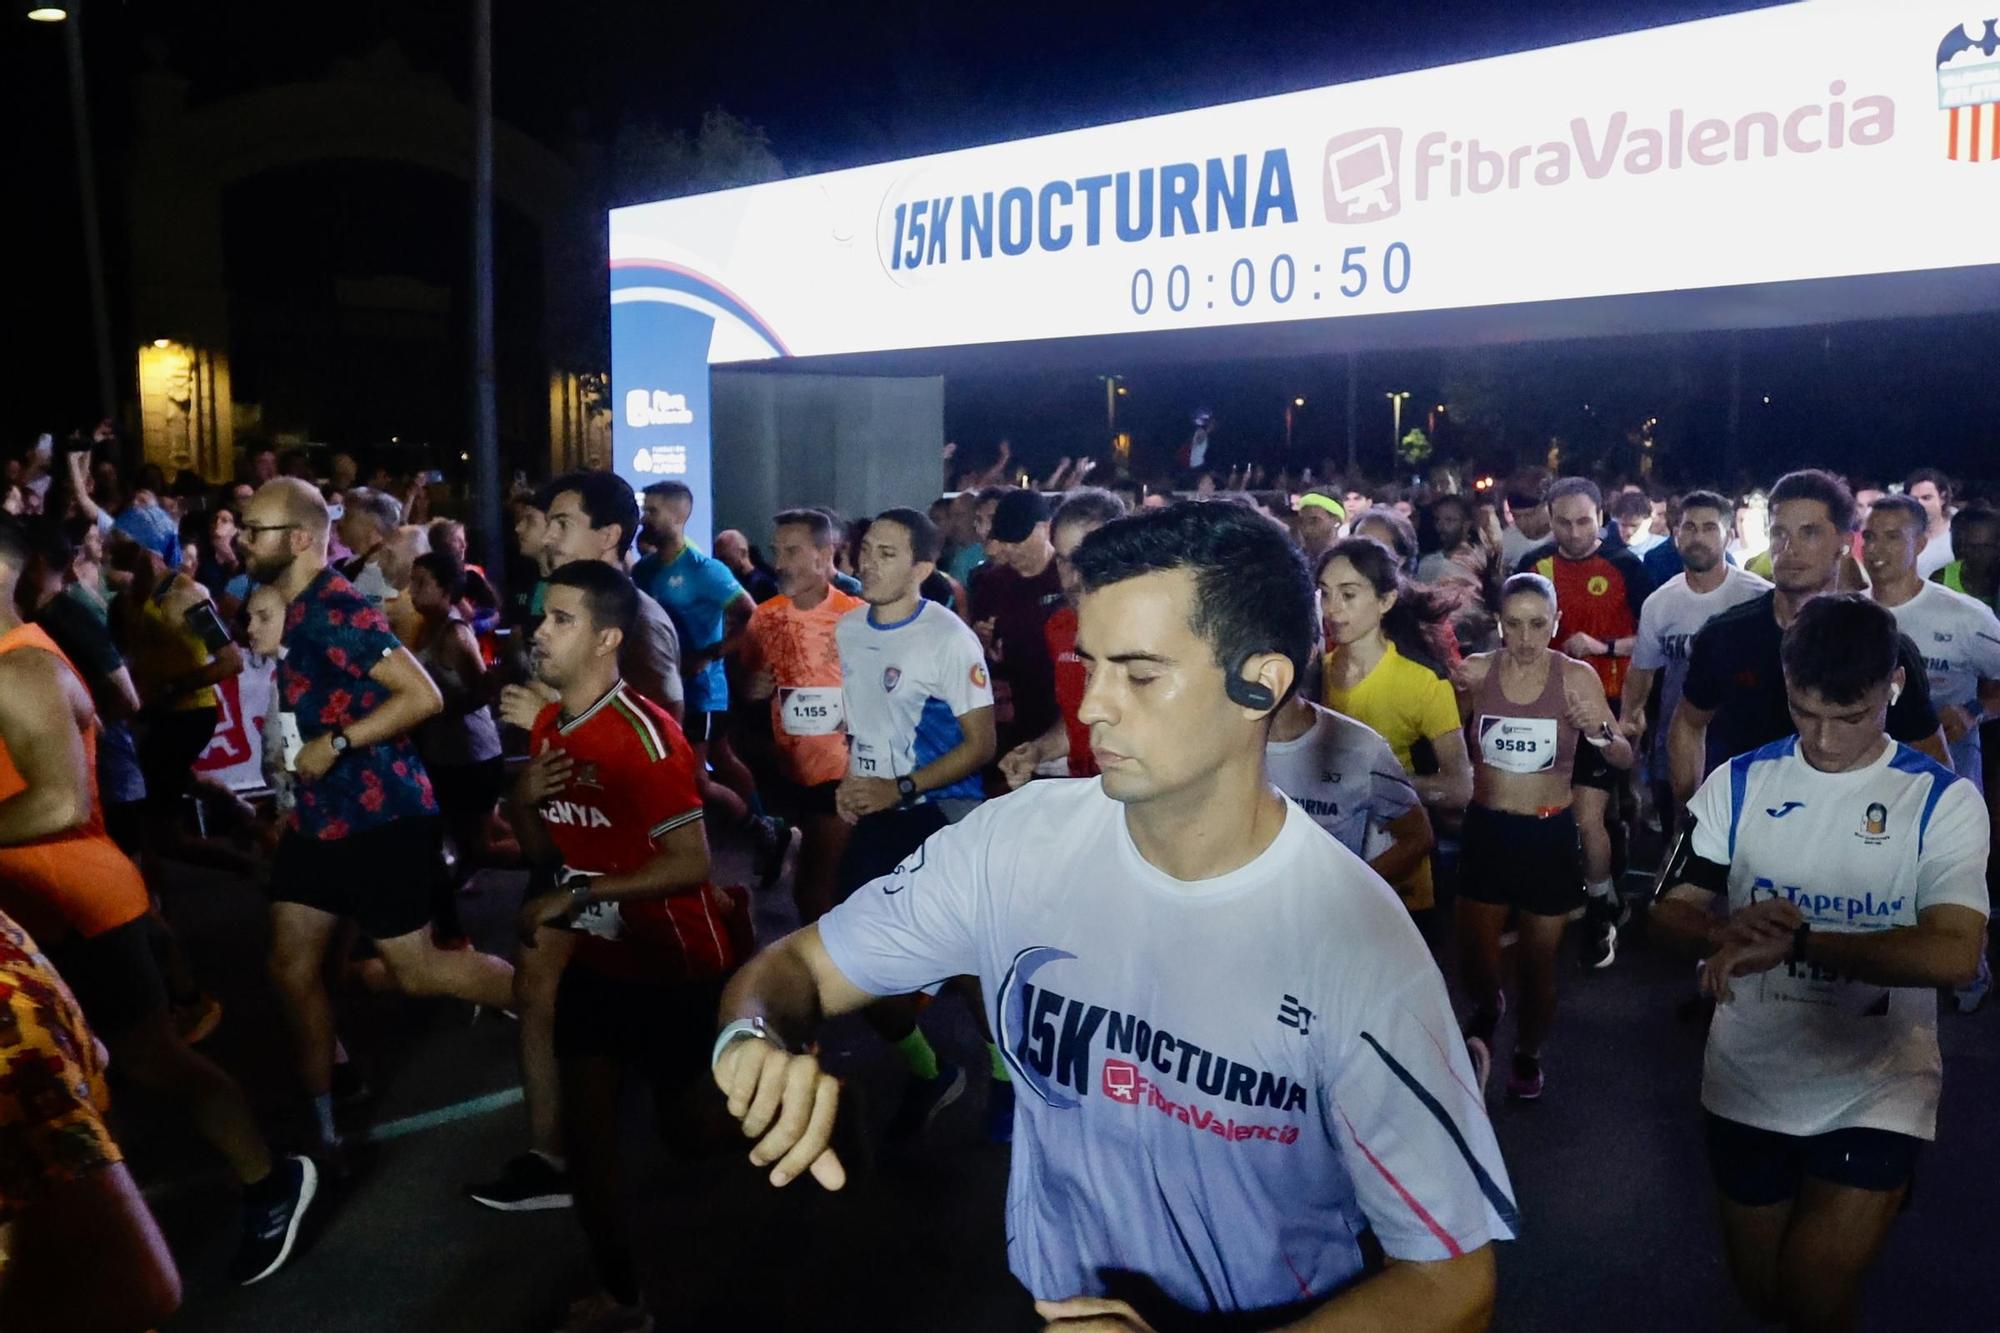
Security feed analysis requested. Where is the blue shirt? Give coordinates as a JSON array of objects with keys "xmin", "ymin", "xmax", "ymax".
[{"xmin": 635, "ymin": 543, "xmax": 745, "ymax": 714}]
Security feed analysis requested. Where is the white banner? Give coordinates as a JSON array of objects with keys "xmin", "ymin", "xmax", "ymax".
[{"xmin": 610, "ymin": 3, "xmax": 2000, "ymax": 365}]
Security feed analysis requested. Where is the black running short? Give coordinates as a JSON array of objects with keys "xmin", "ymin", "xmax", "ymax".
[
  {"xmin": 683, "ymin": 710, "xmax": 724, "ymax": 745},
  {"xmin": 44, "ymin": 915, "xmax": 169, "ymax": 1040},
  {"xmin": 139, "ymin": 706, "xmax": 219, "ymax": 810},
  {"xmin": 1570, "ymin": 738, "xmax": 1620, "ymax": 792},
  {"xmin": 270, "ymin": 817, "xmax": 441, "ymax": 941},
  {"xmin": 1705, "ymin": 1112, "xmax": 1922, "ymax": 1206},
  {"xmin": 764, "ymin": 776, "xmax": 840, "ymax": 822},
  {"xmin": 835, "ymin": 804, "xmax": 949, "ymax": 903},
  {"xmin": 1457, "ymin": 803, "xmax": 1584, "ymax": 917},
  {"xmin": 552, "ymin": 963, "xmax": 725, "ymax": 1091}
]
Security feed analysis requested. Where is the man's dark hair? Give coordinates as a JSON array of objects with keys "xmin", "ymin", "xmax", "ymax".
[
  {"xmin": 1904, "ymin": 468, "xmax": 1952, "ymax": 500},
  {"xmin": 1052, "ymin": 487, "xmax": 1128, "ymax": 534},
  {"xmin": 872, "ymin": 508, "xmax": 942, "ymax": 564},
  {"xmin": 541, "ymin": 470, "xmax": 641, "ymax": 558},
  {"xmin": 1545, "ymin": 476, "xmax": 1603, "ymax": 513},
  {"xmin": 975, "ymin": 485, "xmax": 1015, "ymax": 506},
  {"xmin": 1428, "ymin": 493, "xmax": 1471, "ymax": 519},
  {"xmin": 413, "ymin": 551, "xmax": 466, "ymax": 599},
  {"xmin": 1781, "ymin": 593, "xmax": 1899, "ymax": 705},
  {"xmin": 1609, "ymin": 490, "xmax": 1653, "ymax": 522},
  {"xmin": 1505, "ymin": 469, "xmax": 1551, "ymax": 510},
  {"xmin": 774, "ymin": 508, "xmax": 837, "ymax": 548},
  {"xmin": 1074, "ymin": 501, "xmax": 1317, "ymax": 708},
  {"xmin": 1950, "ymin": 504, "xmax": 2000, "ymax": 542},
  {"xmin": 1868, "ymin": 494, "xmax": 1928, "ymax": 532},
  {"xmin": 21, "ymin": 516, "xmax": 72, "ymax": 576},
  {"xmin": 544, "ymin": 558, "xmax": 639, "ymax": 638},
  {"xmin": 1770, "ymin": 469, "xmax": 1858, "ymax": 534},
  {"xmin": 1354, "ymin": 506, "xmax": 1418, "ymax": 563},
  {"xmin": 642, "ymin": 479, "xmax": 695, "ymax": 508},
  {"xmin": 1677, "ymin": 489, "xmax": 1734, "ymax": 521}
]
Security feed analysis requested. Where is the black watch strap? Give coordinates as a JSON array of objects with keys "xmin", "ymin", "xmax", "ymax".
[
  {"xmin": 1789, "ymin": 920, "xmax": 1812, "ymax": 964},
  {"xmin": 896, "ymin": 775, "xmax": 919, "ymax": 806}
]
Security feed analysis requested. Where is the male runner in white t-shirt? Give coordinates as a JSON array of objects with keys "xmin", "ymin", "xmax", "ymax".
[
  {"xmin": 712, "ymin": 502, "xmax": 1513, "ymax": 1330},
  {"xmin": 1652, "ymin": 593, "xmax": 1988, "ymax": 1333},
  {"xmin": 1862, "ymin": 493, "xmax": 2000, "ymax": 1013},
  {"xmin": 1621, "ymin": 490, "xmax": 1770, "ymax": 837}
]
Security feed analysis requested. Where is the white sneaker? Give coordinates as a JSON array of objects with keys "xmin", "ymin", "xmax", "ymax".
[{"xmin": 558, "ymin": 1292, "xmax": 653, "ymax": 1333}]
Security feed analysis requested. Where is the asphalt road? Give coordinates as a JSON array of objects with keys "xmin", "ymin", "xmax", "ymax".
[{"xmin": 127, "ymin": 827, "xmax": 1998, "ymax": 1333}]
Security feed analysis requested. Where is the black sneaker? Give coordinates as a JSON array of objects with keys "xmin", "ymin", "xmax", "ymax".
[
  {"xmin": 887, "ymin": 1062, "xmax": 967, "ymax": 1141},
  {"xmin": 231, "ymin": 1155, "xmax": 319, "ymax": 1285},
  {"xmin": 330, "ymin": 1060, "xmax": 374, "ymax": 1109},
  {"xmin": 465, "ymin": 1151, "xmax": 574, "ymax": 1212},
  {"xmin": 1579, "ymin": 893, "xmax": 1629, "ymax": 970},
  {"xmin": 750, "ymin": 815, "xmax": 792, "ymax": 890}
]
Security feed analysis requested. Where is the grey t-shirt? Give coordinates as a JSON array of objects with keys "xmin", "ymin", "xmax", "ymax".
[
  {"xmin": 623, "ymin": 588, "xmax": 684, "ymax": 713},
  {"xmin": 819, "ymin": 780, "xmax": 1516, "ymax": 1316},
  {"xmin": 1265, "ymin": 702, "xmax": 1420, "ymax": 860}
]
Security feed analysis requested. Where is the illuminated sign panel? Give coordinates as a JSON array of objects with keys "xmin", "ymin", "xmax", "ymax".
[{"xmin": 610, "ymin": 3, "xmax": 2000, "ymax": 530}]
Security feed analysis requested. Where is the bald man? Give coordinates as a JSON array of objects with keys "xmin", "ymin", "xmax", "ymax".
[{"xmin": 713, "ymin": 528, "xmax": 778, "ymax": 604}]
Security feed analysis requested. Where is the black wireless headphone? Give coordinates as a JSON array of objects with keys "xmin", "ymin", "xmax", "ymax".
[{"xmin": 1225, "ymin": 649, "xmax": 1278, "ymax": 713}]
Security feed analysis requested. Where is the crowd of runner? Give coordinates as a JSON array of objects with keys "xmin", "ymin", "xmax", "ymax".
[{"xmin": 0, "ymin": 425, "xmax": 1991, "ymax": 1332}]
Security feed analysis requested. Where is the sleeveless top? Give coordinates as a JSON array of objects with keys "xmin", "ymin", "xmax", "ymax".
[
  {"xmin": 1472, "ymin": 650, "xmax": 1578, "ymax": 779},
  {"xmin": 124, "ymin": 575, "xmax": 220, "ymax": 711},
  {"xmin": 415, "ymin": 615, "xmax": 501, "ymax": 767},
  {"xmin": 0, "ymin": 624, "xmax": 149, "ymax": 941}
]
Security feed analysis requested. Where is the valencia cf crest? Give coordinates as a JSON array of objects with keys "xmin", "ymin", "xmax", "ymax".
[{"xmin": 883, "ymin": 667, "xmax": 903, "ymax": 693}]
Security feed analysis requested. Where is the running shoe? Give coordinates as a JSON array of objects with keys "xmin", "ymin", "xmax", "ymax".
[
  {"xmin": 1464, "ymin": 1037, "xmax": 1493, "ymax": 1097},
  {"xmin": 231, "ymin": 1155, "xmax": 319, "ymax": 1285},
  {"xmin": 465, "ymin": 1151, "xmax": 574, "ymax": 1212},
  {"xmin": 984, "ymin": 1077, "xmax": 1016, "ymax": 1145},
  {"xmin": 557, "ymin": 1292, "xmax": 654, "ymax": 1333},
  {"xmin": 887, "ymin": 1061, "xmax": 967, "ymax": 1141},
  {"xmin": 1579, "ymin": 893, "xmax": 1630, "ymax": 970},
  {"xmin": 1506, "ymin": 1054, "xmax": 1545, "ymax": 1101},
  {"xmin": 173, "ymin": 992, "xmax": 224, "ymax": 1045},
  {"xmin": 750, "ymin": 815, "xmax": 792, "ymax": 890},
  {"xmin": 330, "ymin": 1060, "xmax": 374, "ymax": 1109},
  {"xmin": 1954, "ymin": 953, "xmax": 1992, "ymax": 1015}
]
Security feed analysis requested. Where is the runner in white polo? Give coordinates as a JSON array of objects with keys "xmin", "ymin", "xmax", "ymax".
[
  {"xmin": 1862, "ymin": 492, "xmax": 2000, "ymax": 1012},
  {"xmin": 712, "ymin": 502, "xmax": 1513, "ymax": 1331},
  {"xmin": 1652, "ymin": 593, "xmax": 1988, "ymax": 1333}
]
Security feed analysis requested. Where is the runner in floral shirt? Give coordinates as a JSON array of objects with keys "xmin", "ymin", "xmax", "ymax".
[{"xmin": 241, "ymin": 480, "xmax": 514, "ymax": 1159}]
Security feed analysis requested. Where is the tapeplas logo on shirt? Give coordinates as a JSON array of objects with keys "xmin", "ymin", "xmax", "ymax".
[{"xmin": 1000, "ymin": 946, "xmax": 1306, "ymax": 1147}]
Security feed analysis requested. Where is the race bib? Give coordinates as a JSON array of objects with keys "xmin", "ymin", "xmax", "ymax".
[
  {"xmin": 1477, "ymin": 715, "xmax": 1558, "ymax": 774},
  {"xmin": 779, "ymin": 687, "xmax": 845, "ymax": 737},
  {"xmin": 278, "ymin": 710, "xmax": 304, "ymax": 772},
  {"xmin": 559, "ymin": 870, "xmax": 624, "ymax": 941}
]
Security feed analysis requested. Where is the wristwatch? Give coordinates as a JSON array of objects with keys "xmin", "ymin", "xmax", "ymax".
[
  {"xmin": 562, "ymin": 873, "xmax": 594, "ymax": 914},
  {"xmin": 329, "ymin": 729, "xmax": 352, "ymax": 757},
  {"xmin": 896, "ymin": 775, "xmax": 919, "ymax": 807},
  {"xmin": 1789, "ymin": 920, "xmax": 1813, "ymax": 965},
  {"xmin": 711, "ymin": 1015, "xmax": 780, "ymax": 1071}
]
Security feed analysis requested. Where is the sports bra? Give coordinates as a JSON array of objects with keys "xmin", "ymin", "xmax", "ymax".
[{"xmin": 1472, "ymin": 650, "xmax": 1578, "ymax": 778}]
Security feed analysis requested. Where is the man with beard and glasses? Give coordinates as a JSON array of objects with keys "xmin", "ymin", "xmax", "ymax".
[{"xmin": 238, "ymin": 480, "xmax": 514, "ymax": 1167}]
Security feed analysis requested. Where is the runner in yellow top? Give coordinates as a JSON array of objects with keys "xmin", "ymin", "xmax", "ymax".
[
  {"xmin": 1318, "ymin": 537, "xmax": 1473, "ymax": 920},
  {"xmin": 738, "ymin": 508, "xmax": 867, "ymax": 922}
]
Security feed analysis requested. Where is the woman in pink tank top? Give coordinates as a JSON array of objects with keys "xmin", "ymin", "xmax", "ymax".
[{"xmin": 1451, "ymin": 574, "xmax": 1632, "ymax": 1102}]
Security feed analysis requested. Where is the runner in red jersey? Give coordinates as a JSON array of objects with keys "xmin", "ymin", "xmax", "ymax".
[
  {"xmin": 1000, "ymin": 489, "xmax": 1127, "ymax": 789},
  {"xmin": 511, "ymin": 560, "xmax": 738, "ymax": 1333},
  {"xmin": 1515, "ymin": 477, "xmax": 1652, "ymax": 970}
]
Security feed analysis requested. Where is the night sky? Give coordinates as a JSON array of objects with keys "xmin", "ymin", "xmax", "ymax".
[{"xmin": 9, "ymin": 0, "xmax": 1995, "ymax": 488}]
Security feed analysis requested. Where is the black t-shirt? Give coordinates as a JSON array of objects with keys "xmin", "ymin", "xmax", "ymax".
[
  {"xmin": 1681, "ymin": 590, "xmax": 1941, "ymax": 771},
  {"xmin": 36, "ymin": 590, "xmax": 125, "ymax": 689}
]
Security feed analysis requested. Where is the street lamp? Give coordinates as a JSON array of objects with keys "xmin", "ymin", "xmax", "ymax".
[
  {"xmin": 1285, "ymin": 396, "xmax": 1306, "ymax": 451},
  {"xmin": 1386, "ymin": 391, "xmax": 1410, "ymax": 455}
]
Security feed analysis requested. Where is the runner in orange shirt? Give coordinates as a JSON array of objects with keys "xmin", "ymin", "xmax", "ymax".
[
  {"xmin": 0, "ymin": 514, "xmax": 315, "ymax": 1286},
  {"xmin": 738, "ymin": 508, "xmax": 865, "ymax": 922}
]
